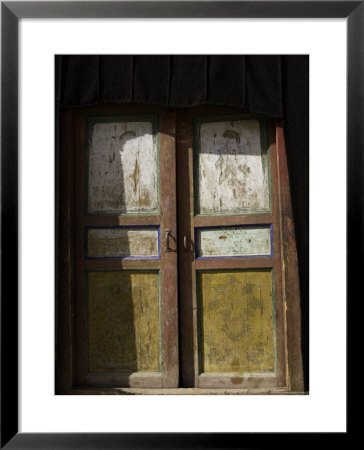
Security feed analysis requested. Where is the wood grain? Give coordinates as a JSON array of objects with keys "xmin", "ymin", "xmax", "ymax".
[
  {"xmin": 159, "ymin": 110, "xmax": 179, "ymax": 388},
  {"xmin": 276, "ymin": 124, "xmax": 304, "ymax": 392},
  {"xmin": 194, "ymin": 213, "xmax": 272, "ymax": 227},
  {"xmin": 177, "ymin": 109, "xmax": 198, "ymax": 387},
  {"xmin": 195, "ymin": 257, "xmax": 273, "ymax": 270}
]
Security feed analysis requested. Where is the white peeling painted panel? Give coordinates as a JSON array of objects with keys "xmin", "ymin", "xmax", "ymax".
[
  {"xmin": 196, "ymin": 119, "xmax": 270, "ymax": 214},
  {"xmin": 88, "ymin": 121, "xmax": 158, "ymax": 214},
  {"xmin": 197, "ymin": 227, "xmax": 271, "ymax": 257},
  {"xmin": 88, "ymin": 228, "xmax": 159, "ymax": 258}
]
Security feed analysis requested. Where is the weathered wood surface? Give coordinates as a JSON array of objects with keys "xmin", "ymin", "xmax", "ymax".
[
  {"xmin": 82, "ymin": 215, "xmax": 161, "ymax": 227},
  {"xmin": 87, "ymin": 271, "xmax": 160, "ymax": 373},
  {"xmin": 197, "ymin": 226, "xmax": 271, "ymax": 257},
  {"xmin": 159, "ymin": 111, "xmax": 179, "ymax": 388},
  {"xmin": 84, "ymin": 258, "xmax": 160, "ymax": 271},
  {"xmin": 194, "ymin": 213, "xmax": 272, "ymax": 227},
  {"xmin": 58, "ymin": 105, "xmax": 300, "ymax": 392},
  {"xmin": 59, "ymin": 386, "xmax": 303, "ymax": 395},
  {"xmin": 196, "ymin": 119, "xmax": 270, "ymax": 214},
  {"xmin": 176, "ymin": 110, "xmax": 198, "ymax": 387},
  {"xmin": 87, "ymin": 227, "xmax": 159, "ymax": 258},
  {"xmin": 198, "ymin": 270, "xmax": 275, "ymax": 374},
  {"xmin": 195, "ymin": 257, "xmax": 273, "ymax": 270},
  {"xmin": 70, "ymin": 107, "xmax": 179, "ymax": 389},
  {"xmin": 88, "ymin": 120, "xmax": 158, "ymax": 214},
  {"xmin": 276, "ymin": 125, "xmax": 304, "ymax": 392}
]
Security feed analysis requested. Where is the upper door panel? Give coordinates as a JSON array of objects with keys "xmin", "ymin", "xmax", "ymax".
[
  {"xmin": 194, "ymin": 117, "xmax": 271, "ymax": 215},
  {"xmin": 87, "ymin": 116, "xmax": 159, "ymax": 215}
]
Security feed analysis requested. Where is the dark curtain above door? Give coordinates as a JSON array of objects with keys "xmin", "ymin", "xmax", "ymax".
[
  {"xmin": 55, "ymin": 54, "xmax": 309, "ymax": 390},
  {"xmin": 56, "ymin": 55, "xmax": 283, "ymax": 117}
]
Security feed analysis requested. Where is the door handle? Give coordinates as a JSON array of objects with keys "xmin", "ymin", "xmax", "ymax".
[
  {"xmin": 165, "ymin": 230, "xmax": 172, "ymax": 252},
  {"xmin": 183, "ymin": 234, "xmax": 189, "ymax": 251}
]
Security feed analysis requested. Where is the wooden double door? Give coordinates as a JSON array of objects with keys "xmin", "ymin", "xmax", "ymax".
[{"xmin": 57, "ymin": 104, "xmax": 302, "ymax": 392}]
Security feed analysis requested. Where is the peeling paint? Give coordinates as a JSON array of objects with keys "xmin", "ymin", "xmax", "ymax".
[
  {"xmin": 196, "ymin": 120, "xmax": 270, "ymax": 214},
  {"xmin": 88, "ymin": 228, "xmax": 159, "ymax": 258},
  {"xmin": 197, "ymin": 226, "xmax": 271, "ymax": 257},
  {"xmin": 88, "ymin": 121, "xmax": 158, "ymax": 214},
  {"xmin": 198, "ymin": 270, "xmax": 275, "ymax": 374},
  {"xmin": 87, "ymin": 271, "xmax": 160, "ymax": 373}
]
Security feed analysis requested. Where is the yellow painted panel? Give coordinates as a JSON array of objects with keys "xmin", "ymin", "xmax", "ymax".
[
  {"xmin": 87, "ymin": 271, "xmax": 160, "ymax": 373},
  {"xmin": 198, "ymin": 270, "xmax": 275, "ymax": 374}
]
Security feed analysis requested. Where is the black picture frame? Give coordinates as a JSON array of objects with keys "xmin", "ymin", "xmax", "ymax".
[{"xmin": 1, "ymin": 1, "xmax": 354, "ymax": 447}]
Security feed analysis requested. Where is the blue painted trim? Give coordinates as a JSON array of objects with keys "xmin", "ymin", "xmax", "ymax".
[
  {"xmin": 194, "ymin": 224, "xmax": 273, "ymax": 260},
  {"xmin": 85, "ymin": 225, "xmax": 161, "ymax": 260}
]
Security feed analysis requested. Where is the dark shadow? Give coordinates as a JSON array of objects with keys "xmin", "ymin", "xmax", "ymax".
[
  {"xmin": 86, "ymin": 120, "xmax": 137, "ymax": 377},
  {"xmin": 86, "ymin": 119, "xmax": 160, "ymax": 380},
  {"xmin": 87, "ymin": 227, "xmax": 159, "ymax": 259}
]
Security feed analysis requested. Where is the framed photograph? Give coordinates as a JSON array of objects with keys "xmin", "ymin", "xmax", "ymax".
[{"xmin": 1, "ymin": 1, "xmax": 353, "ymax": 447}]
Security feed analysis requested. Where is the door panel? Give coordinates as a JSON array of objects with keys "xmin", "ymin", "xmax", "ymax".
[
  {"xmin": 196, "ymin": 225, "xmax": 272, "ymax": 258},
  {"xmin": 197, "ymin": 270, "xmax": 275, "ymax": 375},
  {"xmin": 87, "ymin": 270, "xmax": 160, "ymax": 373},
  {"xmin": 87, "ymin": 118, "xmax": 159, "ymax": 214},
  {"xmin": 194, "ymin": 118, "xmax": 270, "ymax": 215},
  {"xmin": 73, "ymin": 106, "xmax": 178, "ymax": 388},
  {"xmin": 86, "ymin": 226, "xmax": 160, "ymax": 259}
]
